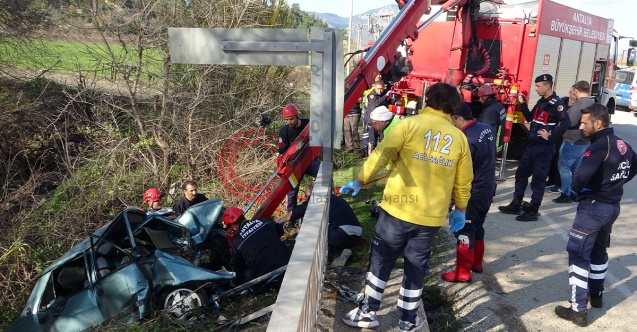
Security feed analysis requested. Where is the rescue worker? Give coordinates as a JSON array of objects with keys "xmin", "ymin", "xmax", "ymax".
[
  {"xmin": 554, "ymin": 81, "xmax": 594, "ymax": 203},
  {"xmin": 277, "ymin": 104, "xmax": 320, "ymax": 211},
  {"xmin": 222, "ymin": 207, "xmax": 291, "ymax": 287},
  {"xmin": 554, "ymin": 104, "xmax": 637, "ymax": 327},
  {"xmin": 339, "ymin": 83, "xmax": 473, "ymax": 331},
  {"xmin": 173, "ymin": 180, "xmax": 208, "ymax": 215},
  {"xmin": 278, "ymin": 183, "xmax": 362, "ymax": 263},
  {"xmin": 498, "ymin": 74, "xmax": 570, "ymax": 221},
  {"xmin": 476, "ymin": 84, "xmax": 505, "ymax": 154},
  {"xmin": 369, "ymin": 105, "xmax": 400, "ymax": 138},
  {"xmin": 441, "ymin": 103, "xmax": 495, "ymax": 283},
  {"xmin": 142, "ymin": 187, "xmax": 176, "ymax": 220},
  {"xmin": 361, "ymin": 81, "xmax": 389, "ymax": 157},
  {"xmin": 343, "ymin": 97, "xmax": 362, "ymax": 152}
]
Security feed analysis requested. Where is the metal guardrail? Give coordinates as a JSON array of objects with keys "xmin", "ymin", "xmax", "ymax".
[{"xmin": 267, "ymin": 161, "xmax": 332, "ymax": 331}]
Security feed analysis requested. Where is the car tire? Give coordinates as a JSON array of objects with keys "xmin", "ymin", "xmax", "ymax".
[{"xmin": 161, "ymin": 287, "xmax": 208, "ymax": 319}]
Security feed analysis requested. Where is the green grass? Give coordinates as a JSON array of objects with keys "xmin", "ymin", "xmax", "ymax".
[{"xmin": 0, "ymin": 39, "xmax": 162, "ymax": 80}]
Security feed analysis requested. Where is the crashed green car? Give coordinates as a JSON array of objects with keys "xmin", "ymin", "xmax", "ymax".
[{"xmin": 8, "ymin": 199, "xmax": 235, "ymax": 332}]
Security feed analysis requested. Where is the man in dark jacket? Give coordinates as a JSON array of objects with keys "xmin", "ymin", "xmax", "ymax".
[
  {"xmin": 441, "ymin": 103, "xmax": 496, "ymax": 283},
  {"xmin": 173, "ymin": 180, "xmax": 208, "ymax": 215},
  {"xmin": 222, "ymin": 207, "xmax": 291, "ymax": 287},
  {"xmin": 344, "ymin": 97, "xmax": 362, "ymax": 152},
  {"xmin": 278, "ymin": 184, "xmax": 362, "ymax": 263},
  {"xmin": 476, "ymin": 85, "xmax": 505, "ymax": 154},
  {"xmin": 498, "ymin": 74, "xmax": 570, "ymax": 221},
  {"xmin": 277, "ymin": 104, "xmax": 320, "ymax": 211},
  {"xmin": 554, "ymin": 104, "xmax": 637, "ymax": 327}
]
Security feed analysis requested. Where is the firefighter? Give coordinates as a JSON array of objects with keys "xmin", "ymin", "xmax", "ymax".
[
  {"xmin": 441, "ymin": 103, "xmax": 495, "ymax": 283},
  {"xmin": 554, "ymin": 104, "xmax": 637, "ymax": 327},
  {"xmin": 222, "ymin": 207, "xmax": 291, "ymax": 287},
  {"xmin": 339, "ymin": 83, "xmax": 473, "ymax": 330},
  {"xmin": 476, "ymin": 84, "xmax": 505, "ymax": 154},
  {"xmin": 498, "ymin": 74, "xmax": 570, "ymax": 221},
  {"xmin": 142, "ymin": 187, "xmax": 176, "ymax": 220},
  {"xmin": 277, "ymin": 104, "xmax": 320, "ymax": 211},
  {"xmin": 361, "ymin": 81, "xmax": 389, "ymax": 156},
  {"xmin": 173, "ymin": 180, "xmax": 208, "ymax": 215},
  {"xmin": 278, "ymin": 184, "xmax": 362, "ymax": 263}
]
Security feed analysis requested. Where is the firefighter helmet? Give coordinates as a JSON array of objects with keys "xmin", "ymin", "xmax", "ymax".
[
  {"xmin": 477, "ymin": 85, "xmax": 495, "ymax": 97},
  {"xmin": 143, "ymin": 188, "xmax": 162, "ymax": 203},
  {"xmin": 222, "ymin": 207, "xmax": 244, "ymax": 228},
  {"xmin": 281, "ymin": 104, "xmax": 299, "ymax": 117}
]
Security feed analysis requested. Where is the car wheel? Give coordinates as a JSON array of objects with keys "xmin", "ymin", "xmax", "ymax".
[{"xmin": 162, "ymin": 288, "xmax": 208, "ymax": 319}]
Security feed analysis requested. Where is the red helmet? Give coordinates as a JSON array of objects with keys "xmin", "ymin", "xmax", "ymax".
[
  {"xmin": 222, "ymin": 207, "xmax": 244, "ymax": 228},
  {"xmin": 477, "ymin": 85, "xmax": 495, "ymax": 97},
  {"xmin": 281, "ymin": 104, "xmax": 299, "ymax": 117},
  {"xmin": 143, "ymin": 188, "xmax": 161, "ymax": 203}
]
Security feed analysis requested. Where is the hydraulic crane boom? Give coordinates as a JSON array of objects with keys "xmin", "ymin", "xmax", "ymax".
[{"xmin": 252, "ymin": 0, "xmax": 467, "ymax": 219}]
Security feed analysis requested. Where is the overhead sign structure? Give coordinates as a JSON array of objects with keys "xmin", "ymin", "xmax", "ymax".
[{"xmin": 167, "ymin": 27, "xmax": 344, "ymax": 162}]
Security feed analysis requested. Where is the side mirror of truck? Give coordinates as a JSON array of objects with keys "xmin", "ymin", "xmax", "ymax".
[
  {"xmin": 629, "ymin": 39, "xmax": 637, "ymax": 47},
  {"xmin": 627, "ymin": 48, "xmax": 636, "ymax": 67}
]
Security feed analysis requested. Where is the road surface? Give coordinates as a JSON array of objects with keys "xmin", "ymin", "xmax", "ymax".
[{"xmin": 437, "ymin": 110, "xmax": 637, "ymax": 331}]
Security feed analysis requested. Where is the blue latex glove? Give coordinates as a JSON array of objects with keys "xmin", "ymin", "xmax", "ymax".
[
  {"xmin": 449, "ymin": 210, "xmax": 466, "ymax": 232},
  {"xmin": 339, "ymin": 180, "xmax": 363, "ymax": 196}
]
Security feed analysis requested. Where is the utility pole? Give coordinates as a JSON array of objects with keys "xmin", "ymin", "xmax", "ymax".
[{"xmin": 347, "ymin": 0, "xmax": 353, "ymax": 74}]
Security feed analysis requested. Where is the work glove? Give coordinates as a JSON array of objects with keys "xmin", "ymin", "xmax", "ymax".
[
  {"xmin": 448, "ymin": 209, "xmax": 466, "ymax": 232},
  {"xmin": 339, "ymin": 180, "xmax": 363, "ymax": 196}
]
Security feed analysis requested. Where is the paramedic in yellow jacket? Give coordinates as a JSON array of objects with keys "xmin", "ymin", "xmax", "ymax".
[{"xmin": 340, "ymin": 82, "xmax": 473, "ymax": 330}]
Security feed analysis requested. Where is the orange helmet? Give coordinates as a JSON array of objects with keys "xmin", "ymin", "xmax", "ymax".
[
  {"xmin": 281, "ymin": 104, "xmax": 299, "ymax": 117},
  {"xmin": 222, "ymin": 207, "xmax": 244, "ymax": 228},
  {"xmin": 143, "ymin": 188, "xmax": 162, "ymax": 203},
  {"xmin": 477, "ymin": 85, "xmax": 495, "ymax": 97}
]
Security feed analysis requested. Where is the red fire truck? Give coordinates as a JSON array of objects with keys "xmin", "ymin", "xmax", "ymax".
[
  {"xmin": 390, "ymin": 0, "xmax": 619, "ymax": 158},
  {"xmin": 250, "ymin": 0, "xmax": 621, "ymax": 218}
]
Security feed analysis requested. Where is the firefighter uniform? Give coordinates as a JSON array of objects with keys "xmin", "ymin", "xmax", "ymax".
[
  {"xmin": 509, "ymin": 74, "xmax": 570, "ymax": 220},
  {"xmin": 565, "ymin": 127, "xmax": 637, "ymax": 313},
  {"xmin": 278, "ymin": 118, "xmax": 320, "ymax": 211},
  {"xmin": 231, "ymin": 218, "xmax": 291, "ymax": 286}
]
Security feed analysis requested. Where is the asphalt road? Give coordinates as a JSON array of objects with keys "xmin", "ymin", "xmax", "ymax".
[{"xmin": 436, "ymin": 110, "xmax": 637, "ymax": 331}]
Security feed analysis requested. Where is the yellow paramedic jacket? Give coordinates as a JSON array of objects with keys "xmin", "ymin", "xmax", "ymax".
[{"xmin": 357, "ymin": 107, "xmax": 473, "ymax": 226}]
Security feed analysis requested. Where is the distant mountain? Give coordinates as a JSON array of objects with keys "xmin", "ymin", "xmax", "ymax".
[{"xmin": 308, "ymin": 5, "xmax": 400, "ymax": 46}]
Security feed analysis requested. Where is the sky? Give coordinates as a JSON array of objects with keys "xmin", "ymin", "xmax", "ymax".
[{"xmin": 290, "ymin": 0, "xmax": 637, "ymax": 52}]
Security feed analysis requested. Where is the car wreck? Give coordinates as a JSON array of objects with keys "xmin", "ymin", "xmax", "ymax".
[{"xmin": 8, "ymin": 198, "xmax": 237, "ymax": 332}]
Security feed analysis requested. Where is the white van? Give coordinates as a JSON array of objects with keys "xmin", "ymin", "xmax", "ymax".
[{"xmin": 614, "ymin": 68, "xmax": 637, "ymax": 115}]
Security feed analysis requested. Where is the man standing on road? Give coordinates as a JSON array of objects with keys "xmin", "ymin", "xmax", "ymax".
[
  {"xmin": 339, "ymin": 83, "xmax": 473, "ymax": 331},
  {"xmin": 498, "ymin": 74, "xmax": 570, "ymax": 221},
  {"xmin": 555, "ymin": 104, "xmax": 637, "ymax": 327},
  {"xmin": 441, "ymin": 103, "xmax": 495, "ymax": 283},
  {"xmin": 553, "ymin": 81, "xmax": 594, "ymax": 203}
]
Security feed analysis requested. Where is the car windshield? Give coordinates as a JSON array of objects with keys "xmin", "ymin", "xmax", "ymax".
[{"xmin": 615, "ymin": 71, "xmax": 634, "ymax": 85}]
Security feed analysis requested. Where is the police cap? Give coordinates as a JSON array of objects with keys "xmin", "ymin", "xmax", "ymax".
[{"xmin": 535, "ymin": 74, "xmax": 553, "ymax": 84}]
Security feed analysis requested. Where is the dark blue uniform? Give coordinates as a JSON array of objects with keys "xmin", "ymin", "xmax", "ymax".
[
  {"xmin": 291, "ymin": 193, "xmax": 362, "ymax": 261},
  {"xmin": 173, "ymin": 193, "xmax": 208, "ymax": 215},
  {"xmin": 455, "ymin": 119, "xmax": 496, "ymax": 246},
  {"xmin": 277, "ymin": 118, "xmax": 320, "ymax": 211},
  {"xmin": 231, "ymin": 218, "xmax": 291, "ymax": 285},
  {"xmin": 566, "ymin": 128, "xmax": 637, "ymax": 312},
  {"xmin": 514, "ymin": 92, "xmax": 569, "ymax": 209},
  {"xmin": 361, "ymin": 90, "xmax": 388, "ymax": 155}
]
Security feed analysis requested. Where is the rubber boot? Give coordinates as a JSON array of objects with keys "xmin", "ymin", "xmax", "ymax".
[
  {"xmin": 472, "ymin": 240, "xmax": 484, "ymax": 273},
  {"xmin": 498, "ymin": 198, "xmax": 522, "ymax": 214},
  {"xmin": 441, "ymin": 246, "xmax": 474, "ymax": 283}
]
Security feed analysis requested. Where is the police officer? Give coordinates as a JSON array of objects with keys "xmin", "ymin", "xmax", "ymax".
[
  {"xmin": 222, "ymin": 207, "xmax": 291, "ymax": 287},
  {"xmin": 498, "ymin": 74, "xmax": 570, "ymax": 221},
  {"xmin": 277, "ymin": 104, "xmax": 320, "ymax": 211},
  {"xmin": 554, "ymin": 104, "xmax": 637, "ymax": 327},
  {"xmin": 441, "ymin": 103, "xmax": 496, "ymax": 282}
]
